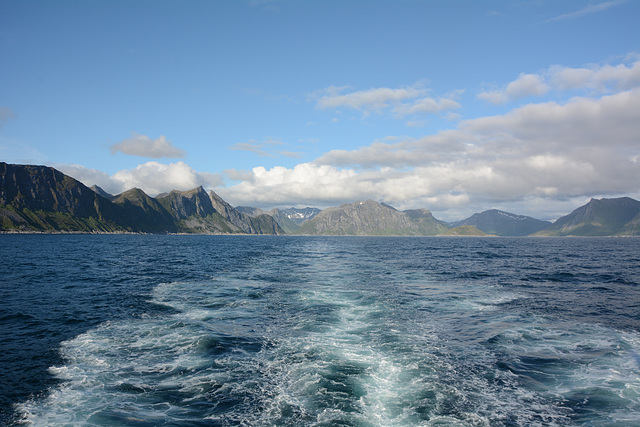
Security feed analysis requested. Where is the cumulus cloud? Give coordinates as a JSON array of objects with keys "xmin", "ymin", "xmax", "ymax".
[
  {"xmin": 57, "ymin": 161, "xmax": 223, "ymax": 196},
  {"xmin": 479, "ymin": 59, "xmax": 640, "ymax": 104},
  {"xmin": 314, "ymin": 84, "xmax": 461, "ymax": 118},
  {"xmin": 110, "ymin": 132, "xmax": 186, "ymax": 158},
  {"xmin": 393, "ymin": 97, "xmax": 462, "ymax": 116},
  {"xmin": 478, "ymin": 73, "xmax": 550, "ymax": 105},
  {"xmin": 550, "ymin": 60, "xmax": 640, "ymax": 92}
]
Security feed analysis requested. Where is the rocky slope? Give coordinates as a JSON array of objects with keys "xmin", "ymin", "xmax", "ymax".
[
  {"xmin": 403, "ymin": 208, "xmax": 450, "ymax": 235},
  {"xmin": 209, "ymin": 191, "xmax": 284, "ymax": 234},
  {"xmin": 535, "ymin": 197, "xmax": 640, "ymax": 236},
  {"xmin": 295, "ymin": 200, "xmax": 446, "ymax": 236},
  {"xmin": 113, "ymin": 188, "xmax": 178, "ymax": 233},
  {"xmin": 237, "ymin": 206, "xmax": 320, "ymax": 234},
  {"xmin": 0, "ymin": 162, "xmax": 124, "ymax": 232}
]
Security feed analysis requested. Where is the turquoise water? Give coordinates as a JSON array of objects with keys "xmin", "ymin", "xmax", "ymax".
[{"xmin": 2, "ymin": 235, "xmax": 640, "ymax": 425}]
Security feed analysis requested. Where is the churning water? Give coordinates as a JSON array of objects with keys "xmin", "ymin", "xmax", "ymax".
[{"xmin": 1, "ymin": 235, "xmax": 639, "ymax": 426}]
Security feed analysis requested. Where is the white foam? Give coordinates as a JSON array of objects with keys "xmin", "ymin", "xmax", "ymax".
[{"xmin": 17, "ymin": 277, "xmax": 640, "ymax": 426}]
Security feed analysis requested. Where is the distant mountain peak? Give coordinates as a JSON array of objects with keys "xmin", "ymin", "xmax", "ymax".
[
  {"xmin": 451, "ymin": 209, "xmax": 551, "ymax": 236},
  {"xmin": 295, "ymin": 199, "xmax": 447, "ymax": 236}
]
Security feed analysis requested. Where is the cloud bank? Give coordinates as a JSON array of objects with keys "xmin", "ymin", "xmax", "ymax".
[{"xmin": 219, "ymin": 86, "xmax": 640, "ymax": 220}]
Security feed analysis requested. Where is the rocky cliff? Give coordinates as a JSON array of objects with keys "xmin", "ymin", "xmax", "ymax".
[
  {"xmin": 113, "ymin": 188, "xmax": 178, "ymax": 233},
  {"xmin": 209, "ymin": 191, "xmax": 284, "ymax": 235},
  {"xmin": 0, "ymin": 162, "xmax": 124, "ymax": 232}
]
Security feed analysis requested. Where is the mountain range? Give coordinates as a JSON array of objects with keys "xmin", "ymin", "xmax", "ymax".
[
  {"xmin": 0, "ymin": 162, "xmax": 283, "ymax": 234},
  {"xmin": 2, "ymin": 162, "xmax": 640, "ymax": 236}
]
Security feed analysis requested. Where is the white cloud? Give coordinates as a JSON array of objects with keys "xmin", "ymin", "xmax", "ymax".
[
  {"xmin": 550, "ymin": 60, "xmax": 640, "ymax": 92},
  {"xmin": 314, "ymin": 83, "xmax": 461, "ymax": 119},
  {"xmin": 316, "ymin": 85, "xmax": 424, "ymax": 111},
  {"xmin": 480, "ymin": 59, "xmax": 640, "ymax": 104},
  {"xmin": 57, "ymin": 161, "xmax": 223, "ymax": 196},
  {"xmin": 478, "ymin": 73, "xmax": 550, "ymax": 105},
  {"xmin": 110, "ymin": 132, "xmax": 186, "ymax": 158},
  {"xmin": 394, "ymin": 97, "xmax": 461, "ymax": 116}
]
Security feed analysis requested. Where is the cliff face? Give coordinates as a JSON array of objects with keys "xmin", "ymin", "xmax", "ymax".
[
  {"xmin": 249, "ymin": 214, "xmax": 286, "ymax": 235},
  {"xmin": 112, "ymin": 188, "xmax": 178, "ymax": 233},
  {"xmin": 157, "ymin": 186, "xmax": 216, "ymax": 220},
  {"xmin": 208, "ymin": 191, "xmax": 284, "ymax": 235},
  {"xmin": 208, "ymin": 190, "xmax": 255, "ymax": 233},
  {"xmin": 1, "ymin": 162, "xmax": 109, "ymax": 217},
  {"xmin": 0, "ymin": 162, "xmax": 122, "ymax": 232}
]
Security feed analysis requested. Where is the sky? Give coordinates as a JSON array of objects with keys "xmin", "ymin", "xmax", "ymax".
[{"xmin": 1, "ymin": 0, "xmax": 639, "ymax": 221}]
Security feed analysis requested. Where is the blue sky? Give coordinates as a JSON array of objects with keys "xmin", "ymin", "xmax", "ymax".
[{"xmin": 1, "ymin": 0, "xmax": 639, "ymax": 221}]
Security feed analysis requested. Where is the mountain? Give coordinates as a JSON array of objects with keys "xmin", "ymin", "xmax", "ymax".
[
  {"xmin": 235, "ymin": 206, "xmax": 266, "ymax": 217},
  {"xmin": 208, "ymin": 192, "xmax": 284, "ymax": 235},
  {"xmin": 279, "ymin": 207, "xmax": 321, "ymax": 224},
  {"xmin": 236, "ymin": 206, "xmax": 320, "ymax": 234},
  {"xmin": 535, "ymin": 197, "xmax": 640, "ymax": 236},
  {"xmin": 90, "ymin": 185, "xmax": 114, "ymax": 200},
  {"xmin": 0, "ymin": 162, "xmax": 126, "ymax": 232},
  {"xmin": 156, "ymin": 187, "xmax": 235, "ymax": 234},
  {"xmin": 5, "ymin": 162, "xmax": 640, "ymax": 237},
  {"xmin": 0, "ymin": 162, "xmax": 283, "ymax": 234},
  {"xmin": 451, "ymin": 209, "xmax": 552, "ymax": 236},
  {"xmin": 156, "ymin": 186, "xmax": 284, "ymax": 234},
  {"xmin": 113, "ymin": 188, "xmax": 178, "ymax": 233},
  {"xmin": 295, "ymin": 200, "xmax": 447, "ymax": 236},
  {"xmin": 403, "ymin": 208, "xmax": 450, "ymax": 235}
]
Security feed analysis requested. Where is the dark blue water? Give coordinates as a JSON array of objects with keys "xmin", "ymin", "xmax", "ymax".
[{"xmin": 1, "ymin": 235, "xmax": 639, "ymax": 426}]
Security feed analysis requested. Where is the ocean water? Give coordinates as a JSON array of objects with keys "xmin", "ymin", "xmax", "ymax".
[{"xmin": 1, "ymin": 235, "xmax": 640, "ymax": 426}]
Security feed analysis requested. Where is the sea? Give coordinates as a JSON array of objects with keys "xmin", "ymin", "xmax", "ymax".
[{"xmin": 1, "ymin": 234, "xmax": 640, "ymax": 426}]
